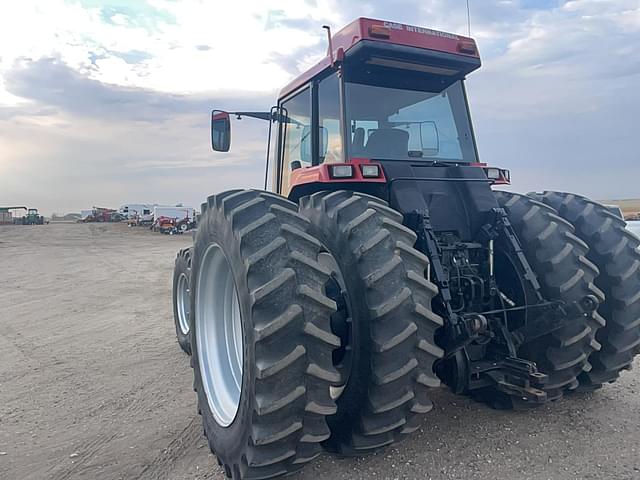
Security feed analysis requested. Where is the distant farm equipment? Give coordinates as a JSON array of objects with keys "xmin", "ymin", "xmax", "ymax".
[
  {"xmin": 153, "ymin": 206, "xmax": 195, "ymax": 222},
  {"xmin": 120, "ymin": 204, "xmax": 196, "ymax": 231},
  {"xmin": 22, "ymin": 209, "xmax": 46, "ymax": 225},
  {"xmin": 127, "ymin": 212, "xmax": 155, "ymax": 227},
  {"xmin": 118, "ymin": 203, "xmax": 154, "ymax": 219},
  {"xmin": 150, "ymin": 206, "xmax": 196, "ymax": 234},
  {"xmin": 82, "ymin": 207, "xmax": 124, "ymax": 223},
  {"xmin": 1, "ymin": 207, "xmax": 46, "ymax": 225},
  {"xmin": 151, "ymin": 211, "xmax": 196, "ymax": 234}
]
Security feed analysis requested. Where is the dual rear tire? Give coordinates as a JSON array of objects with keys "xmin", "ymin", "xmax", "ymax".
[
  {"xmin": 531, "ymin": 191, "xmax": 640, "ymax": 389},
  {"xmin": 298, "ymin": 191, "xmax": 443, "ymax": 455},
  {"xmin": 487, "ymin": 191, "xmax": 639, "ymax": 403},
  {"xmin": 190, "ymin": 190, "xmax": 339, "ymax": 479},
  {"xmin": 490, "ymin": 192, "xmax": 605, "ymax": 405},
  {"xmin": 187, "ymin": 190, "xmax": 443, "ymax": 477}
]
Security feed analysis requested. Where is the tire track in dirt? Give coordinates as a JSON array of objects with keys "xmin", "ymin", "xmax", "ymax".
[
  {"xmin": 48, "ymin": 431, "xmax": 121, "ymax": 480},
  {"xmin": 136, "ymin": 416, "xmax": 204, "ymax": 480},
  {"xmin": 44, "ymin": 376, "xmax": 160, "ymax": 480}
]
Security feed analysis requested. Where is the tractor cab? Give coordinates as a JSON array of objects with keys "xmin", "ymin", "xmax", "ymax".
[
  {"xmin": 277, "ymin": 18, "xmax": 482, "ymax": 174},
  {"xmin": 211, "ymin": 18, "xmax": 509, "ymax": 203}
]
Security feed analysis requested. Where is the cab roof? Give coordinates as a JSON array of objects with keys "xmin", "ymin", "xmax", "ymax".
[{"xmin": 279, "ymin": 17, "xmax": 480, "ymax": 100}]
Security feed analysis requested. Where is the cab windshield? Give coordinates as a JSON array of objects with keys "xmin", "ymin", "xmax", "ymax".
[{"xmin": 344, "ymin": 80, "xmax": 477, "ymax": 163}]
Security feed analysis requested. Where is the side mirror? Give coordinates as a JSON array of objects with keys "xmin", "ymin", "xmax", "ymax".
[{"xmin": 211, "ymin": 110, "xmax": 231, "ymax": 152}]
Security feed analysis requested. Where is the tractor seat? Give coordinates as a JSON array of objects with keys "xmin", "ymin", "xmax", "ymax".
[
  {"xmin": 351, "ymin": 127, "xmax": 366, "ymax": 157},
  {"xmin": 363, "ymin": 128, "xmax": 409, "ymax": 159}
]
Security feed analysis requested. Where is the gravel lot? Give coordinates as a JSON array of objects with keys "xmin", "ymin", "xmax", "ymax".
[{"xmin": 1, "ymin": 223, "xmax": 639, "ymax": 480}]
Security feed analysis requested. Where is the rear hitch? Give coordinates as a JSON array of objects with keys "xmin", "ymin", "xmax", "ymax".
[
  {"xmin": 409, "ymin": 207, "xmax": 600, "ymax": 406},
  {"xmin": 470, "ymin": 357, "xmax": 549, "ymax": 405}
]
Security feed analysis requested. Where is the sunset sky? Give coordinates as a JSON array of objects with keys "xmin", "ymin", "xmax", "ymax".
[{"xmin": 1, "ymin": 0, "xmax": 638, "ymax": 215}]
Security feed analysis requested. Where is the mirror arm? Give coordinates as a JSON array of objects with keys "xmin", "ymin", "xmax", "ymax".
[
  {"xmin": 231, "ymin": 111, "xmax": 273, "ymax": 122},
  {"xmin": 230, "ymin": 110, "xmax": 297, "ymax": 125}
]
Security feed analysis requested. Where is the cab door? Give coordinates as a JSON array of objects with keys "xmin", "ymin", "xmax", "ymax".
[
  {"xmin": 277, "ymin": 86, "xmax": 312, "ymax": 197},
  {"xmin": 275, "ymin": 71, "xmax": 345, "ymax": 197}
]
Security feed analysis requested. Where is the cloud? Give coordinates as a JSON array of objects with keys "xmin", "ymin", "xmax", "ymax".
[
  {"xmin": 1, "ymin": 0, "xmax": 639, "ymax": 215},
  {"xmin": 4, "ymin": 58, "xmax": 187, "ymax": 121},
  {"xmin": 3, "ymin": 57, "xmax": 281, "ymax": 120},
  {"xmin": 0, "ymin": 57, "xmax": 277, "ymax": 214},
  {"xmin": 267, "ymin": 42, "xmax": 326, "ymax": 76},
  {"xmin": 0, "ymin": 0, "xmax": 340, "ymax": 96}
]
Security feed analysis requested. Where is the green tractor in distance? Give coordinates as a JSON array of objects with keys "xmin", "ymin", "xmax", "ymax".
[{"xmin": 19, "ymin": 208, "xmax": 45, "ymax": 225}]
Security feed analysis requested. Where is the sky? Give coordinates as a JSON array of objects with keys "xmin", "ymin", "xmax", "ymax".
[{"xmin": 0, "ymin": 0, "xmax": 639, "ymax": 215}]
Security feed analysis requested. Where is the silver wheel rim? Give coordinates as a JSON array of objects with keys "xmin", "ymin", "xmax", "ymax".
[
  {"xmin": 196, "ymin": 244, "xmax": 243, "ymax": 427},
  {"xmin": 176, "ymin": 273, "xmax": 190, "ymax": 335}
]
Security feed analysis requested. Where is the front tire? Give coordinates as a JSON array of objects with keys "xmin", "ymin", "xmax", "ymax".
[
  {"xmin": 298, "ymin": 191, "xmax": 443, "ymax": 455},
  {"xmin": 172, "ymin": 248, "xmax": 193, "ymax": 354},
  {"xmin": 191, "ymin": 190, "xmax": 339, "ymax": 479}
]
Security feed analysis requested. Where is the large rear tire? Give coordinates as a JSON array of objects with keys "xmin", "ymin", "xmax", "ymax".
[
  {"xmin": 493, "ymin": 192, "xmax": 605, "ymax": 405},
  {"xmin": 298, "ymin": 191, "xmax": 443, "ymax": 455},
  {"xmin": 172, "ymin": 247, "xmax": 193, "ymax": 354},
  {"xmin": 191, "ymin": 190, "xmax": 339, "ymax": 479},
  {"xmin": 532, "ymin": 191, "xmax": 640, "ymax": 389}
]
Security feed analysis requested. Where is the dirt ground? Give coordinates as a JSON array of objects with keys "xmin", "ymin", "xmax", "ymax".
[{"xmin": 1, "ymin": 223, "xmax": 639, "ymax": 480}]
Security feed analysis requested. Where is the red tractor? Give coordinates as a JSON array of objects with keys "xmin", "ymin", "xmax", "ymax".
[
  {"xmin": 172, "ymin": 18, "xmax": 640, "ymax": 479},
  {"xmin": 83, "ymin": 207, "xmax": 123, "ymax": 223}
]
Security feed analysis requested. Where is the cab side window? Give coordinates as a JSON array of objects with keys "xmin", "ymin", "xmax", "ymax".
[
  {"xmin": 280, "ymin": 88, "xmax": 311, "ymax": 196},
  {"xmin": 317, "ymin": 73, "xmax": 343, "ymax": 164}
]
